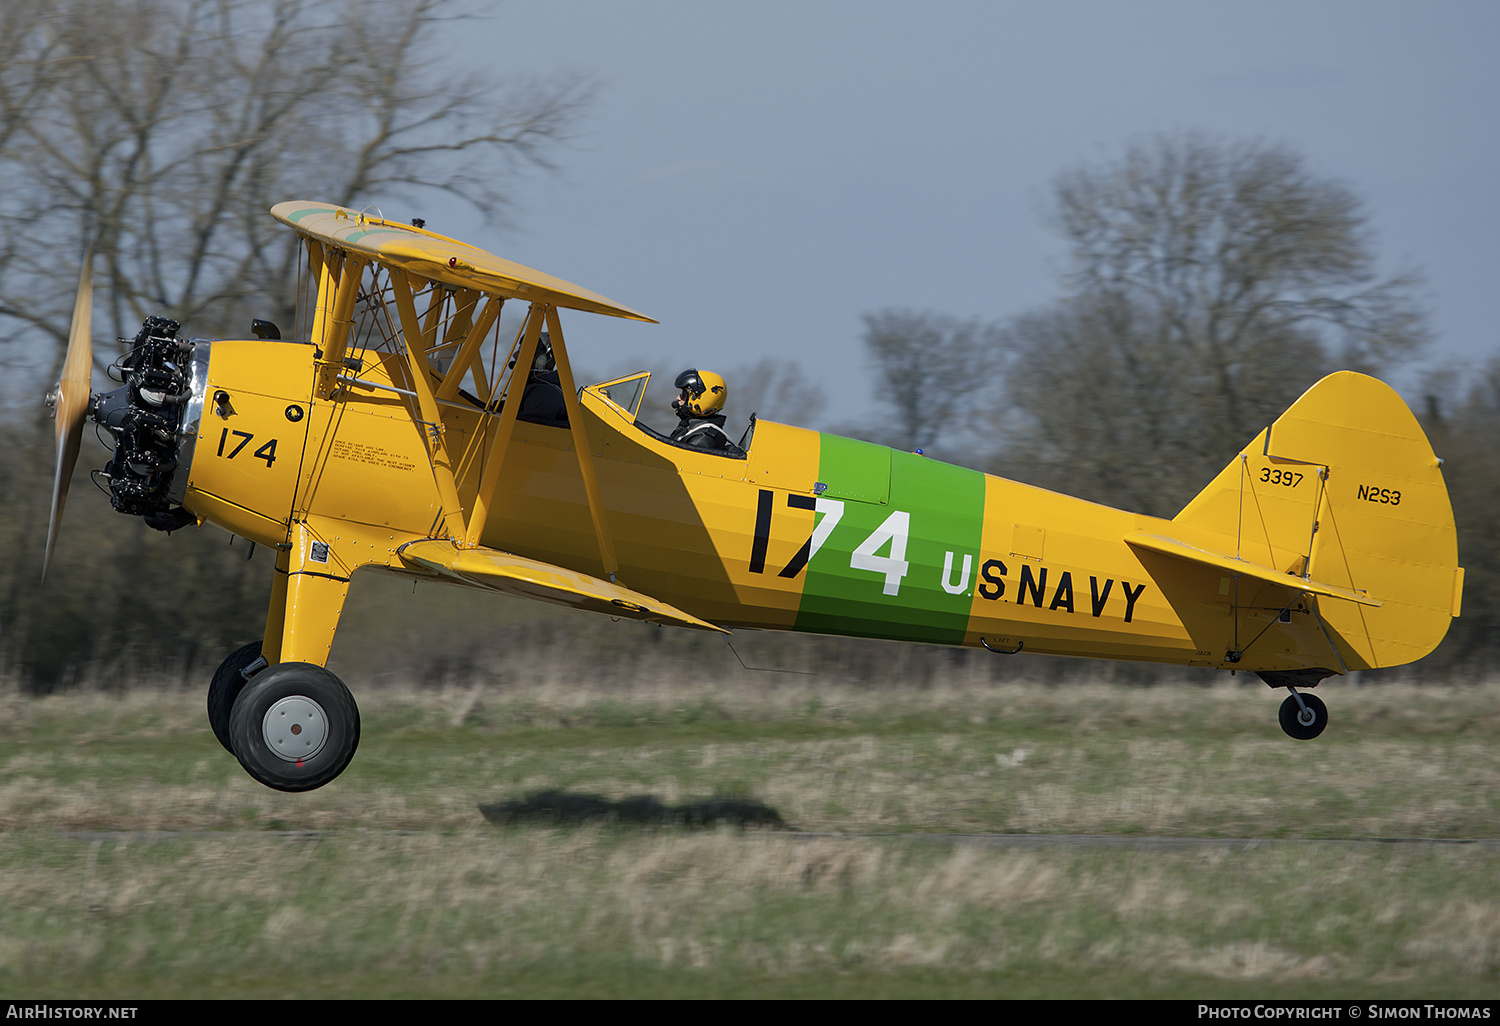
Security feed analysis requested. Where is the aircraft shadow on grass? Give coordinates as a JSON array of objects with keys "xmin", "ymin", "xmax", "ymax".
[{"xmin": 478, "ymin": 790, "xmax": 789, "ymax": 830}]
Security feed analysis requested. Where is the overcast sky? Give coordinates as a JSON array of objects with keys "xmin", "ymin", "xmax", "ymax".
[{"xmin": 410, "ymin": 0, "xmax": 1500, "ymax": 428}]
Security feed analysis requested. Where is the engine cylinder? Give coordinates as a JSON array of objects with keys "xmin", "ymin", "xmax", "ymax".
[{"xmin": 91, "ymin": 317, "xmax": 208, "ymax": 531}]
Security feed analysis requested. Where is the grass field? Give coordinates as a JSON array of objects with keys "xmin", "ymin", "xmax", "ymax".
[{"xmin": 2, "ymin": 647, "xmax": 1497, "ymax": 999}]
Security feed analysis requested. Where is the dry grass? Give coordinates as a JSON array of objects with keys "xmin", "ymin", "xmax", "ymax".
[
  {"xmin": 3, "ymin": 676, "xmax": 1497, "ymax": 838},
  {"xmin": 2, "ymin": 670, "xmax": 1497, "ymax": 996},
  {"xmin": 0, "ymin": 828, "xmax": 1494, "ymax": 997}
]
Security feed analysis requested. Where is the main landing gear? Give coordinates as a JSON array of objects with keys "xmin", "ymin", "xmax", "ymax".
[{"xmin": 208, "ymin": 644, "xmax": 361, "ymax": 791}]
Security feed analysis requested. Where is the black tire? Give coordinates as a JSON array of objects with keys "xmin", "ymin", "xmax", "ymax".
[
  {"xmin": 228, "ymin": 662, "xmax": 360, "ymax": 792},
  {"xmin": 207, "ymin": 641, "xmax": 264, "ymax": 754},
  {"xmin": 1278, "ymin": 692, "xmax": 1328, "ymax": 740}
]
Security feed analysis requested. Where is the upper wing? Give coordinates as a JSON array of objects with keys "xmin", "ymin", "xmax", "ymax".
[{"xmin": 270, "ymin": 201, "xmax": 655, "ymax": 322}]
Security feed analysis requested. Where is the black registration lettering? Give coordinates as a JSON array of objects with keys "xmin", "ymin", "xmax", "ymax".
[
  {"xmin": 253, "ymin": 438, "xmax": 278, "ymax": 468},
  {"xmin": 749, "ymin": 489, "xmax": 773, "ymax": 574},
  {"xmin": 216, "ymin": 428, "xmax": 278, "ymax": 467},
  {"xmin": 977, "ymin": 560, "xmax": 1145, "ymax": 624},
  {"xmin": 1090, "ymin": 576, "xmax": 1114, "ymax": 618},
  {"xmin": 777, "ymin": 494, "xmax": 819, "ymax": 578},
  {"xmin": 1357, "ymin": 484, "xmax": 1402, "ymax": 506},
  {"xmin": 748, "ymin": 489, "xmax": 821, "ymax": 578},
  {"xmin": 1259, "ymin": 467, "xmax": 1304, "ymax": 487},
  {"xmin": 977, "ymin": 559, "xmax": 1008, "ymax": 600},
  {"xmin": 1017, "ymin": 564, "xmax": 1047, "ymax": 608}
]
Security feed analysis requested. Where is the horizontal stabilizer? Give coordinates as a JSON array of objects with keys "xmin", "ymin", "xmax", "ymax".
[
  {"xmin": 1125, "ymin": 533, "xmax": 1382, "ymax": 607},
  {"xmin": 397, "ymin": 540, "xmax": 729, "ymax": 634}
]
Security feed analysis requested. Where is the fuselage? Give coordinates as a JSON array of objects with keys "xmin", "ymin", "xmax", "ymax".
[{"xmin": 175, "ymin": 338, "xmax": 1267, "ymax": 671}]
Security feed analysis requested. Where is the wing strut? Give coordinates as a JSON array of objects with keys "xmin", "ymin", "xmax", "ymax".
[
  {"xmin": 435, "ymin": 296, "xmax": 502, "ymax": 402},
  {"xmin": 313, "ymin": 254, "xmax": 367, "ymax": 399},
  {"xmin": 546, "ymin": 305, "xmax": 620, "ymax": 580},
  {"xmin": 459, "ymin": 304, "xmax": 620, "ymax": 581},
  {"xmin": 389, "ymin": 268, "xmax": 466, "ymax": 539},
  {"xmin": 294, "ymin": 230, "xmax": 624, "ymax": 574},
  {"xmin": 463, "ymin": 304, "xmax": 545, "ymax": 547}
]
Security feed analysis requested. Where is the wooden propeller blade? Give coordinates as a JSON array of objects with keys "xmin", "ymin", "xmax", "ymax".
[{"xmin": 43, "ymin": 251, "xmax": 94, "ymax": 582}]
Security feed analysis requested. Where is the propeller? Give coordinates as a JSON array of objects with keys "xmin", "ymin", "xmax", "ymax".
[{"xmin": 43, "ymin": 248, "xmax": 95, "ymax": 582}]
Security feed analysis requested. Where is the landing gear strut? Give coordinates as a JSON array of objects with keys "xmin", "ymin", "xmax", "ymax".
[{"xmin": 1278, "ymin": 689, "xmax": 1328, "ymax": 741}]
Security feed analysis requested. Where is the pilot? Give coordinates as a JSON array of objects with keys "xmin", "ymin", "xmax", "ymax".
[
  {"xmin": 670, "ymin": 369, "xmax": 735, "ymax": 450},
  {"xmin": 515, "ymin": 331, "xmax": 568, "ymax": 427}
]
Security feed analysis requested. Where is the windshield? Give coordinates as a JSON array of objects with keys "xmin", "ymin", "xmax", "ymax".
[{"xmin": 592, "ymin": 371, "xmax": 649, "ymax": 420}]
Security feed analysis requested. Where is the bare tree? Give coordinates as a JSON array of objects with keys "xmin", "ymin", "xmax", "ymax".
[
  {"xmin": 858, "ymin": 308, "xmax": 1002, "ymax": 460},
  {"xmin": 0, "ymin": 0, "xmax": 592, "ymax": 383},
  {"xmin": 995, "ymin": 133, "xmax": 1430, "ymax": 516},
  {"xmin": 0, "ymin": 0, "xmax": 592, "ymax": 688},
  {"xmin": 719, "ymin": 358, "xmax": 825, "ymax": 428}
]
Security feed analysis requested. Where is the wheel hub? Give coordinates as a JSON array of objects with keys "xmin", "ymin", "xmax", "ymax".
[{"xmin": 262, "ymin": 696, "xmax": 329, "ymax": 762}]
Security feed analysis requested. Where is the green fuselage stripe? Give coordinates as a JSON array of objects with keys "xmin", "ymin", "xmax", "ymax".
[{"xmin": 794, "ymin": 435, "xmax": 986, "ymax": 644}]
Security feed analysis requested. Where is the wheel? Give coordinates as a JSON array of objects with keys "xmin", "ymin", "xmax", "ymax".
[
  {"xmin": 207, "ymin": 641, "xmax": 264, "ymax": 754},
  {"xmin": 1278, "ymin": 692, "xmax": 1328, "ymax": 740},
  {"xmin": 227, "ymin": 662, "xmax": 360, "ymax": 792}
]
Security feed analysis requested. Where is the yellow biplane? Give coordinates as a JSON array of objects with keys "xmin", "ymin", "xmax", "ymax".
[{"xmin": 45, "ymin": 202, "xmax": 1464, "ymax": 791}]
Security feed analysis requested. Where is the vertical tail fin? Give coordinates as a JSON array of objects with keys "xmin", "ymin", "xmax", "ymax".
[{"xmin": 1171, "ymin": 371, "xmax": 1460, "ymax": 671}]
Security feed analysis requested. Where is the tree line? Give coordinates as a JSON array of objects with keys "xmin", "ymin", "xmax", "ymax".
[
  {"xmin": 853, "ymin": 134, "xmax": 1496, "ymax": 679},
  {"xmin": 0, "ymin": 3, "xmax": 1491, "ymax": 688}
]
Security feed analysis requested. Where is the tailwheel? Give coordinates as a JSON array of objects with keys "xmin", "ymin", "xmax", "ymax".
[
  {"xmin": 207, "ymin": 641, "xmax": 266, "ymax": 753},
  {"xmin": 227, "ymin": 662, "xmax": 360, "ymax": 792},
  {"xmin": 1278, "ymin": 690, "xmax": 1328, "ymax": 741}
]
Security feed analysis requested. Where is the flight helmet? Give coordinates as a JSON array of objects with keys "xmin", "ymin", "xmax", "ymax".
[{"xmin": 673, "ymin": 368, "xmax": 727, "ymax": 417}]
